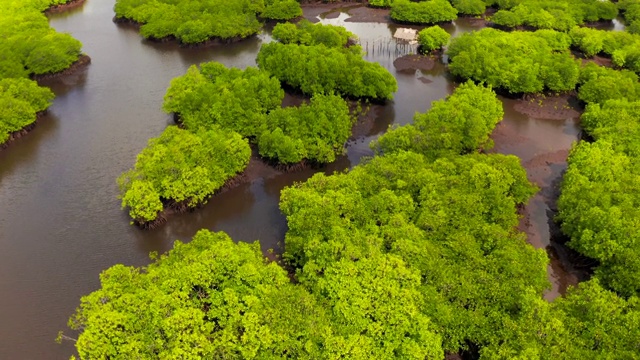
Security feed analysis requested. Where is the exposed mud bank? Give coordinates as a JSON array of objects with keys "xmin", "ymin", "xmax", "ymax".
[
  {"xmin": 491, "ymin": 96, "xmax": 591, "ymax": 300},
  {"xmin": 0, "ymin": 112, "xmax": 47, "ymax": 151},
  {"xmin": 302, "ymin": 2, "xmax": 391, "ymax": 23},
  {"xmin": 31, "ymin": 54, "xmax": 91, "ymax": 81},
  {"xmin": 514, "ymin": 93, "xmax": 581, "ymax": 121},
  {"xmin": 393, "ymin": 54, "xmax": 437, "ymax": 72},
  {"xmin": 45, "ymin": 0, "xmax": 86, "ymax": 14}
]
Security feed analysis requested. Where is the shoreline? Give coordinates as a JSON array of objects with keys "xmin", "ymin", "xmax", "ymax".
[
  {"xmin": 0, "ymin": 112, "xmax": 47, "ymax": 151},
  {"xmin": 135, "ymin": 98, "xmax": 378, "ymax": 229},
  {"xmin": 113, "ymin": 16, "xmax": 259, "ymax": 47},
  {"xmin": 32, "ymin": 54, "xmax": 91, "ymax": 81},
  {"xmin": 134, "ymin": 170, "xmax": 249, "ymax": 229},
  {"xmin": 45, "ymin": 0, "xmax": 87, "ymax": 14}
]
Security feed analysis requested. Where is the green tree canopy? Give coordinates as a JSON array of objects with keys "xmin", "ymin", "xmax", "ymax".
[
  {"xmin": 417, "ymin": 25, "xmax": 451, "ymax": 52},
  {"xmin": 390, "ymin": 0, "xmax": 458, "ymax": 24},
  {"xmin": 0, "ymin": 77, "xmax": 54, "ymax": 145},
  {"xmin": 68, "ymin": 230, "xmax": 333, "ymax": 359},
  {"xmin": 0, "ymin": 2, "xmax": 82, "ymax": 77},
  {"xmin": 114, "ymin": 0, "xmax": 301, "ymax": 44},
  {"xmin": 480, "ymin": 279, "xmax": 640, "ymax": 358},
  {"xmin": 558, "ymin": 140, "xmax": 640, "ymax": 297},
  {"xmin": 447, "ymin": 28, "xmax": 580, "ymax": 93},
  {"xmin": 281, "ymin": 151, "xmax": 546, "ymax": 352},
  {"xmin": 258, "ymin": 93, "xmax": 353, "ymax": 164},
  {"xmin": 163, "ymin": 61, "xmax": 356, "ymax": 164},
  {"xmin": 257, "ymin": 42, "xmax": 397, "ymax": 100},
  {"xmin": 272, "ymin": 20, "xmax": 357, "ymax": 48},
  {"xmin": 577, "ymin": 63, "xmax": 640, "ymax": 104},
  {"xmin": 163, "ymin": 62, "xmax": 284, "ymax": 137},
  {"xmin": 117, "ymin": 126, "xmax": 251, "ymax": 224},
  {"xmin": 373, "ymin": 81, "xmax": 503, "ymax": 159},
  {"xmin": 491, "ymin": 0, "xmax": 617, "ymax": 31}
]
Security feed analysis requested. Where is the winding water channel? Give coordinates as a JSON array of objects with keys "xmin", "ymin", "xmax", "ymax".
[{"xmin": 0, "ymin": 2, "xmax": 587, "ymax": 358}]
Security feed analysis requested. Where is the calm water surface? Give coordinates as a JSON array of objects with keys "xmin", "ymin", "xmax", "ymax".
[{"xmin": 0, "ymin": 2, "xmax": 581, "ymax": 358}]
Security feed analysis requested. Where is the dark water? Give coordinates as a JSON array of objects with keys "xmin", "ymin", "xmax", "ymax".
[{"xmin": 0, "ymin": 2, "xmax": 582, "ymax": 358}]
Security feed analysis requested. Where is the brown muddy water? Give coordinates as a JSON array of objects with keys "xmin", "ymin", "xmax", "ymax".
[{"xmin": 0, "ymin": 2, "xmax": 585, "ymax": 358}]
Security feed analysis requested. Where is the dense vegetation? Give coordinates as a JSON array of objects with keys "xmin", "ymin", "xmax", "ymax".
[
  {"xmin": 451, "ymin": 0, "xmax": 487, "ymax": 15},
  {"xmin": 558, "ymin": 99, "xmax": 640, "ymax": 297},
  {"xmin": 0, "ymin": 78, "xmax": 54, "ymax": 144},
  {"xmin": 448, "ymin": 28, "xmax": 580, "ymax": 93},
  {"xmin": 370, "ymin": 0, "xmax": 485, "ymax": 15},
  {"xmin": 281, "ymin": 150, "xmax": 546, "ymax": 354},
  {"xmin": 1, "ymin": 1, "xmax": 83, "ymax": 77},
  {"xmin": 0, "ymin": 0, "xmax": 84, "ymax": 146},
  {"xmin": 271, "ymin": 20, "xmax": 356, "ymax": 48},
  {"xmin": 123, "ymin": 20, "xmax": 395, "ymax": 224},
  {"xmin": 71, "ymin": 57, "xmax": 640, "ymax": 356},
  {"xmin": 491, "ymin": 0, "xmax": 618, "ymax": 31},
  {"xmin": 113, "ymin": 0, "xmax": 302, "ymax": 44},
  {"xmin": 569, "ymin": 27, "xmax": 640, "ymax": 72},
  {"xmin": 390, "ymin": 0, "xmax": 458, "ymax": 24},
  {"xmin": 577, "ymin": 63, "xmax": 640, "ymax": 104},
  {"xmin": 163, "ymin": 62, "xmax": 354, "ymax": 165},
  {"xmin": 368, "ymin": 0, "xmax": 394, "ymax": 7},
  {"xmin": 619, "ymin": 0, "xmax": 640, "ymax": 33},
  {"xmin": 257, "ymin": 42, "xmax": 397, "ymax": 100},
  {"xmin": 259, "ymin": 93, "xmax": 353, "ymax": 164},
  {"xmin": 373, "ymin": 81, "xmax": 503, "ymax": 159},
  {"xmin": 163, "ymin": 62, "xmax": 283, "ymax": 136},
  {"xmin": 417, "ymin": 25, "xmax": 451, "ymax": 52},
  {"xmin": 67, "ymin": 230, "xmax": 336, "ymax": 359},
  {"xmin": 117, "ymin": 126, "xmax": 251, "ymax": 225}
]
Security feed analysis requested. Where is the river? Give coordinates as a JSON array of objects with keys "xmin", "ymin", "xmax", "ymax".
[{"xmin": 0, "ymin": 2, "xmax": 584, "ymax": 358}]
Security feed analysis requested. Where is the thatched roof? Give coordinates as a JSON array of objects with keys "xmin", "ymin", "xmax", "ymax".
[{"xmin": 393, "ymin": 28, "xmax": 418, "ymax": 42}]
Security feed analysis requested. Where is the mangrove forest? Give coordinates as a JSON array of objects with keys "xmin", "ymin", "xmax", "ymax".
[{"xmin": 2, "ymin": 0, "xmax": 640, "ymax": 359}]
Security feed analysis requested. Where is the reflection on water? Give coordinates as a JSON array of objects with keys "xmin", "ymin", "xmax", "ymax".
[{"xmin": 0, "ymin": 2, "xmax": 586, "ymax": 358}]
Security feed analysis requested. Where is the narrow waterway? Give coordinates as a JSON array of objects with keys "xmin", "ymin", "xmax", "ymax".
[{"xmin": 0, "ymin": 2, "xmax": 584, "ymax": 358}]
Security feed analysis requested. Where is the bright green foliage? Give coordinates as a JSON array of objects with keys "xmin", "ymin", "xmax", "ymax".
[
  {"xmin": 281, "ymin": 151, "xmax": 546, "ymax": 352},
  {"xmin": 417, "ymin": 25, "xmax": 451, "ymax": 52},
  {"xmin": 369, "ymin": 0, "xmax": 394, "ymax": 7},
  {"xmin": 306, "ymin": 253, "xmax": 444, "ymax": 359},
  {"xmin": 390, "ymin": 0, "xmax": 458, "ymax": 24},
  {"xmin": 163, "ymin": 62, "xmax": 283, "ymax": 136},
  {"xmin": 272, "ymin": 20, "xmax": 356, "ymax": 48},
  {"xmin": 550, "ymin": 279, "xmax": 640, "ymax": 358},
  {"xmin": 558, "ymin": 99, "xmax": 640, "ymax": 296},
  {"xmin": 452, "ymin": 0, "xmax": 487, "ymax": 15},
  {"xmin": 113, "ymin": 0, "xmax": 301, "ymax": 44},
  {"xmin": 257, "ymin": 42, "xmax": 397, "ymax": 100},
  {"xmin": 0, "ymin": 1, "xmax": 82, "ymax": 145},
  {"xmin": 581, "ymin": 99, "xmax": 640, "ymax": 156},
  {"xmin": 261, "ymin": 0, "xmax": 303, "ymax": 20},
  {"xmin": 0, "ymin": 78, "xmax": 54, "ymax": 144},
  {"xmin": 480, "ymin": 279, "xmax": 640, "ymax": 358},
  {"xmin": 448, "ymin": 28, "xmax": 580, "ymax": 93},
  {"xmin": 68, "ymin": 230, "xmax": 333, "ymax": 359},
  {"xmin": 569, "ymin": 26, "xmax": 640, "ymax": 73},
  {"xmin": 373, "ymin": 82, "xmax": 503, "ymax": 159},
  {"xmin": 558, "ymin": 140, "xmax": 640, "ymax": 296},
  {"xmin": 118, "ymin": 126, "xmax": 250, "ymax": 223},
  {"xmin": 577, "ymin": 63, "xmax": 640, "ymax": 104},
  {"xmin": 619, "ymin": 0, "xmax": 640, "ymax": 34},
  {"xmin": 163, "ymin": 61, "xmax": 356, "ymax": 165},
  {"xmin": 0, "ymin": 2, "xmax": 83, "ymax": 77},
  {"xmin": 491, "ymin": 0, "xmax": 618, "ymax": 31},
  {"xmin": 258, "ymin": 94, "xmax": 353, "ymax": 164}
]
